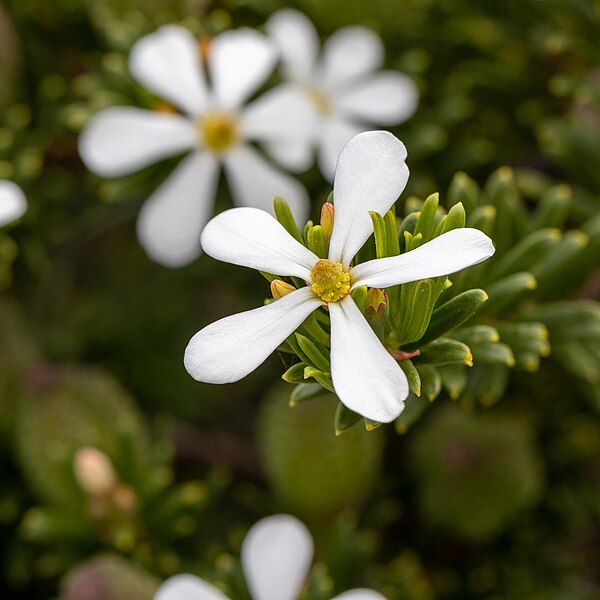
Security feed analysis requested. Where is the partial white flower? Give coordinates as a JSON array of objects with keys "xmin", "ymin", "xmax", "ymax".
[
  {"xmin": 184, "ymin": 131, "xmax": 494, "ymax": 423},
  {"xmin": 155, "ymin": 514, "xmax": 386, "ymax": 600},
  {"xmin": 266, "ymin": 9, "xmax": 419, "ymax": 180},
  {"xmin": 79, "ymin": 25, "xmax": 314, "ymax": 267},
  {"xmin": 0, "ymin": 179, "xmax": 27, "ymax": 226}
]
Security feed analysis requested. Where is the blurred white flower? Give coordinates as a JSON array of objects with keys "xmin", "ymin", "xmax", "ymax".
[
  {"xmin": 79, "ymin": 25, "xmax": 314, "ymax": 267},
  {"xmin": 265, "ymin": 9, "xmax": 419, "ymax": 181},
  {"xmin": 184, "ymin": 132, "xmax": 494, "ymax": 422},
  {"xmin": 155, "ymin": 514, "xmax": 387, "ymax": 600},
  {"xmin": 0, "ymin": 179, "xmax": 27, "ymax": 226}
]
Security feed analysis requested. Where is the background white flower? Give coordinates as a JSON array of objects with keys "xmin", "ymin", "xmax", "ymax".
[
  {"xmin": 0, "ymin": 179, "xmax": 27, "ymax": 226},
  {"xmin": 155, "ymin": 514, "xmax": 387, "ymax": 600},
  {"xmin": 184, "ymin": 132, "xmax": 494, "ymax": 423},
  {"xmin": 265, "ymin": 9, "xmax": 419, "ymax": 181},
  {"xmin": 79, "ymin": 25, "xmax": 315, "ymax": 267}
]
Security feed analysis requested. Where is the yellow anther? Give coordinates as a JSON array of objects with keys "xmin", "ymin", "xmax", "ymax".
[
  {"xmin": 200, "ymin": 111, "xmax": 238, "ymax": 152},
  {"xmin": 310, "ymin": 259, "xmax": 351, "ymax": 303}
]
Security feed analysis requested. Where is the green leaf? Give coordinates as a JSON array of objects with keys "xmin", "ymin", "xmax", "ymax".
[
  {"xmin": 295, "ymin": 333, "xmax": 330, "ymax": 372},
  {"xmin": 451, "ymin": 325, "xmax": 500, "ymax": 346},
  {"xmin": 334, "ymin": 402, "xmax": 361, "ymax": 436},
  {"xmin": 416, "ymin": 364, "xmax": 442, "ymax": 401},
  {"xmin": 406, "ymin": 289, "xmax": 488, "ymax": 349},
  {"xmin": 398, "ymin": 359, "xmax": 421, "ymax": 396},
  {"xmin": 289, "ymin": 383, "xmax": 328, "ymax": 406},
  {"xmin": 281, "ymin": 363, "xmax": 306, "ymax": 384},
  {"xmin": 274, "ymin": 197, "xmax": 304, "ymax": 243},
  {"xmin": 472, "ymin": 342, "xmax": 515, "ymax": 367},
  {"xmin": 487, "ymin": 228, "xmax": 561, "ymax": 281},
  {"xmin": 439, "ymin": 364, "xmax": 468, "ymax": 400},
  {"xmin": 306, "ymin": 225, "xmax": 327, "ymax": 258},
  {"xmin": 416, "ymin": 337, "xmax": 473, "ymax": 366},
  {"xmin": 395, "ymin": 393, "xmax": 430, "ymax": 433}
]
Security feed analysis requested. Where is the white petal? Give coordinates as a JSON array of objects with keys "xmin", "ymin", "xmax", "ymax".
[
  {"xmin": 0, "ymin": 180, "xmax": 27, "ymax": 226},
  {"xmin": 335, "ymin": 72, "xmax": 419, "ymax": 125},
  {"xmin": 328, "ymin": 131, "xmax": 409, "ymax": 265},
  {"xmin": 209, "ymin": 29, "xmax": 277, "ymax": 109},
  {"xmin": 242, "ymin": 83, "xmax": 316, "ymax": 145},
  {"xmin": 316, "ymin": 117, "xmax": 364, "ymax": 182},
  {"xmin": 184, "ymin": 287, "xmax": 321, "ymax": 384},
  {"xmin": 319, "ymin": 27, "xmax": 383, "ymax": 89},
  {"xmin": 241, "ymin": 515, "xmax": 314, "ymax": 600},
  {"xmin": 332, "ymin": 590, "xmax": 387, "ymax": 600},
  {"xmin": 129, "ymin": 25, "xmax": 209, "ymax": 116},
  {"xmin": 155, "ymin": 574, "xmax": 230, "ymax": 600},
  {"xmin": 79, "ymin": 107, "xmax": 196, "ymax": 177},
  {"xmin": 201, "ymin": 206, "xmax": 317, "ymax": 280},
  {"xmin": 137, "ymin": 151, "xmax": 219, "ymax": 267},
  {"xmin": 263, "ymin": 140, "xmax": 314, "ymax": 172},
  {"xmin": 266, "ymin": 9, "xmax": 319, "ymax": 84},
  {"xmin": 223, "ymin": 144, "xmax": 309, "ymax": 225},
  {"xmin": 351, "ymin": 228, "xmax": 495, "ymax": 289},
  {"xmin": 329, "ymin": 297, "xmax": 407, "ymax": 423}
]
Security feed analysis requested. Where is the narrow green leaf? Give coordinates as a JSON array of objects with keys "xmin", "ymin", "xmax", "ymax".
[{"xmin": 274, "ymin": 196, "xmax": 303, "ymax": 243}]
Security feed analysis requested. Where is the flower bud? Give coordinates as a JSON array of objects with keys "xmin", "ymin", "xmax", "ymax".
[
  {"xmin": 320, "ymin": 202, "xmax": 334, "ymax": 241},
  {"xmin": 73, "ymin": 447, "xmax": 117, "ymax": 496},
  {"xmin": 365, "ymin": 288, "xmax": 389, "ymax": 341},
  {"xmin": 270, "ymin": 279, "xmax": 295, "ymax": 300},
  {"xmin": 199, "ymin": 36, "xmax": 213, "ymax": 62}
]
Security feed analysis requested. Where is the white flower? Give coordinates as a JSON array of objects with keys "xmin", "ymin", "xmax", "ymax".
[
  {"xmin": 155, "ymin": 514, "xmax": 386, "ymax": 600},
  {"xmin": 79, "ymin": 25, "xmax": 315, "ymax": 267},
  {"xmin": 0, "ymin": 179, "xmax": 27, "ymax": 226},
  {"xmin": 265, "ymin": 9, "xmax": 419, "ymax": 181},
  {"xmin": 184, "ymin": 131, "xmax": 494, "ymax": 423}
]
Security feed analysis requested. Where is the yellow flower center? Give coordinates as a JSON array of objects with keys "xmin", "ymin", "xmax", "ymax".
[
  {"xmin": 310, "ymin": 259, "xmax": 351, "ymax": 303},
  {"xmin": 199, "ymin": 112, "xmax": 238, "ymax": 152},
  {"xmin": 307, "ymin": 87, "xmax": 331, "ymax": 115}
]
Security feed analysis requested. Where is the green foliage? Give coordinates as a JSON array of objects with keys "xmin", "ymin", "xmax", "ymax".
[
  {"xmin": 14, "ymin": 364, "xmax": 222, "ymax": 581},
  {"xmin": 278, "ymin": 165, "xmax": 600, "ymax": 431},
  {"xmin": 1, "ymin": 0, "xmax": 599, "ymax": 597},
  {"xmin": 411, "ymin": 405, "xmax": 543, "ymax": 540},
  {"xmin": 60, "ymin": 554, "xmax": 158, "ymax": 600},
  {"xmin": 258, "ymin": 387, "xmax": 383, "ymax": 520}
]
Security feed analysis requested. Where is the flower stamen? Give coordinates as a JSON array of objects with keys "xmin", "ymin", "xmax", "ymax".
[
  {"xmin": 307, "ymin": 87, "xmax": 331, "ymax": 115},
  {"xmin": 310, "ymin": 259, "xmax": 351, "ymax": 303},
  {"xmin": 199, "ymin": 112, "xmax": 238, "ymax": 152}
]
